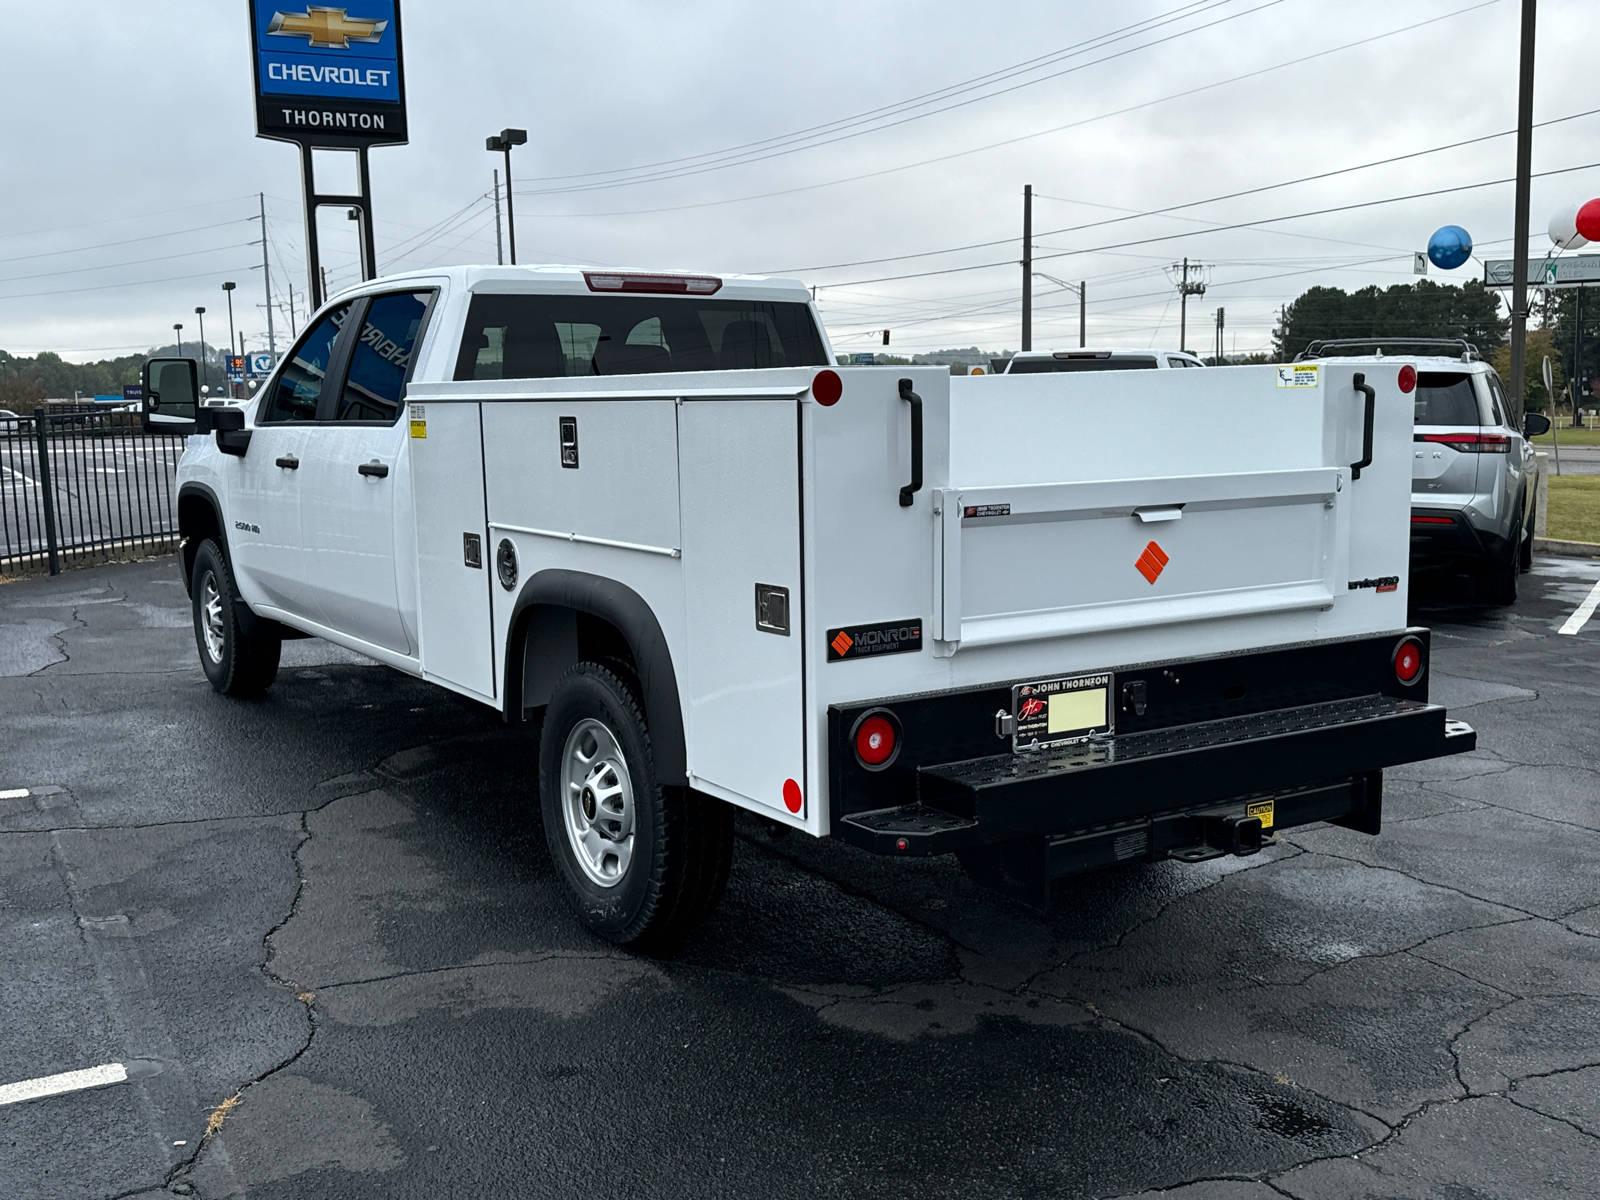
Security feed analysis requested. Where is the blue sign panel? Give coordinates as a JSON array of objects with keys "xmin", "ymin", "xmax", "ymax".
[
  {"xmin": 250, "ymin": 2, "xmax": 406, "ymax": 146},
  {"xmin": 123, "ymin": 384, "xmax": 143, "ymax": 403}
]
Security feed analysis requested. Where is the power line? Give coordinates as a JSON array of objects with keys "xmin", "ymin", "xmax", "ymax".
[
  {"xmin": 0, "ymin": 241, "xmax": 255, "ymax": 287},
  {"xmin": 0, "ymin": 219, "xmax": 253, "ymax": 267},
  {"xmin": 0, "ymin": 265, "xmax": 258, "ymax": 303},
  {"xmin": 514, "ymin": 0, "xmax": 1497, "ymax": 219}
]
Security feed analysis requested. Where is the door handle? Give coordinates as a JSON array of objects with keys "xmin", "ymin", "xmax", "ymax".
[
  {"xmin": 1350, "ymin": 372, "xmax": 1375, "ymax": 480},
  {"xmin": 275, "ymin": 455, "xmax": 299, "ymax": 470},
  {"xmin": 897, "ymin": 377, "xmax": 923, "ymax": 507},
  {"xmin": 358, "ymin": 459, "xmax": 389, "ymax": 478}
]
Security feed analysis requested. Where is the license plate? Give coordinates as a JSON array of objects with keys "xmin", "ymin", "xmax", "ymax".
[{"xmin": 1012, "ymin": 672, "xmax": 1113, "ymax": 751}]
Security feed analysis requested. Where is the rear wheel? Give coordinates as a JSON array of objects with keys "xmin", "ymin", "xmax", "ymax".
[
  {"xmin": 539, "ymin": 663, "xmax": 732, "ymax": 949},
  {"xmin": 1518, "ymin": 496, "xmax": 1535, "ymax": 571},
  {"xmin": 1476, "ymin": 534, "xmax": 1521, "ymax": 606},
  {"xmin": 191, "ymin": 538, "xmax": 281, "ymax": 695}
]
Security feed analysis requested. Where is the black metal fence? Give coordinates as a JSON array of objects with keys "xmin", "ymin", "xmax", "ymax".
[{"xmin": 0, "ymin": 408, "xmax": 186, "ymax": 576}]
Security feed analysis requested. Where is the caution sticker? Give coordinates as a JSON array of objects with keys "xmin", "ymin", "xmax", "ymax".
[
  {"xmin": 1247, "ymin": 800, "xmax": 1275, "ymax": 829},
  {"xmin": 409, "ymin": 404, "xmax": 426, "ymax": 439},
  {"xmin": 1275, "ymin": 364, "xmax": 1320, "ymax": 389}
]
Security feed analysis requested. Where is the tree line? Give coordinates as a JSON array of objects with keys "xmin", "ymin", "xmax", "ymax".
[{"xmin": 0, "ymin": 344, "xmax": 232, "ymax": 409}]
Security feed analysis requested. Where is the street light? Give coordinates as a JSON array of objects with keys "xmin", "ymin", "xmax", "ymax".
[
  {"xmin": 1035, "ymin": 273, "xmax": 1087, "ymax": 348},
  {"xmin": 194, "ymin": 306, "xmax": 209, "ymax": 390},
  {"xmin": 485, "ymin": 127, "xmax": 527, "ymax": 265},
  {"xmin": 222, "ymin": 283, "xmax": 238, "ymax": 398},
  {"xmin": 174, "ymin": 323, "xmax": 183, "ymax": 357}
]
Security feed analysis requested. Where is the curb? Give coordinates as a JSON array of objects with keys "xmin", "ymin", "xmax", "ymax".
[{"xmin": 1535, "ymin": 537, "xmax": 1600, "ymax": 559}]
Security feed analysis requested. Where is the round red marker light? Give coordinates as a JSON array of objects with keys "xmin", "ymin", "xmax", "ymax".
[
  {"xmin": 812, "ymin": 370, "xmax": 843, "ymax": 406},
  {"xmin": 1393, "ymin": 638, "xmax": 1424, "ymax": 685},
  {"xmin": 1398, "ymin": 364, "xmax": 1417, "ymax": 394},
  {"xmin": 896, "ymin": 838, "xmax": 909, "ymax": 851},
  {"xmin": 783, "ymin": 778, "xmax": 803, "ymax": 813},
  {"xmin": 855, "ymin": 715, "xmax": 897, "ymax": 767}
]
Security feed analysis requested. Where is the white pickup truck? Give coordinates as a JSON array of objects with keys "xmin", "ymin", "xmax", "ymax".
[{"xmin": 142, "ymin": 265, "xmax": 1475, "ymax": 947}]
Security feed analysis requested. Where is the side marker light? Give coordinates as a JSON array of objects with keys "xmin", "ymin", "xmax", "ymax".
[{"xmin": 1398, "ymin": 364, "xmax": 1417, "ymax": 394}]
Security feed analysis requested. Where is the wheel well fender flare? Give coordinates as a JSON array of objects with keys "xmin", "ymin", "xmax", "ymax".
[
  {"xmin": 177, "ymin": 483, "xmax": 227, "ymax": 593},
  {"xmin": 503, "ymin": 569, "xmax": 687, "ymax": 786}
]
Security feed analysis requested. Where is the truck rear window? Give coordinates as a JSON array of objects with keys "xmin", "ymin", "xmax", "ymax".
[
  {"xmin": 1008, "ymin": 356, "xmax": 1158, "ymax": 373},
  {"xmin": 453, "ymin": 294, "xmax": 828, "ymax": 380},
  {"xmin": 1414, "ymin": 372, "xmax": 1481, "ymax": 427}
]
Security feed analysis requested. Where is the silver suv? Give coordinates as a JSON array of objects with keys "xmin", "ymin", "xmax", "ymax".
[{"xmin": 1296, "ymin": 339, "xmax": 1550, "ymax": 605}]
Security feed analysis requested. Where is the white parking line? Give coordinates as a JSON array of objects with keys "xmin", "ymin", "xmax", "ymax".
[
  {"xmin": 0, "ymin": 788, "xmax": 28, "ymax": 800},
  {"xmin": 0, "ymin": 1062, "xmax": 128, "ymax": 1107},
  {"xmin": 1559, "ymin": 577, "xmax": 1600, "ymax": 636}
]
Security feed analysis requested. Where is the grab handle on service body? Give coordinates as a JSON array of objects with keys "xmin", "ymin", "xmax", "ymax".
[
  {"xmin": 1350, "ymin": 372, "xmax": 1375, "ymax": 480},
  {"xmin": 898, "ymin": 377, "xmax": 922, "ymax": 507}
]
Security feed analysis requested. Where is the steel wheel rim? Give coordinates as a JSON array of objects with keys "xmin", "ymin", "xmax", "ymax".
[
  {"xmin": 199, "ymin": 572, "xmax": 225, "ymax": 664},
  {"xmin": 560, "ymin": 717, "xmax": 636, "ymax": 887}
]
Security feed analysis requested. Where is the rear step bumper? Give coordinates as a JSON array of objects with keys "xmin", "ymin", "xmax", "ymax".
[{"xmin": 836, "ymin": 695, "xmax": 1476, "ymax": 858}]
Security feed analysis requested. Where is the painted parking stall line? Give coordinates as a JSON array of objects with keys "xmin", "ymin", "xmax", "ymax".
[
  {"xmin": 1558, "ymin": 577, "xmax": 1600, "ymax": 636},
  {"xmin": 0, "ymin": 1062, "xmax": 128, "ymax": 1107}
]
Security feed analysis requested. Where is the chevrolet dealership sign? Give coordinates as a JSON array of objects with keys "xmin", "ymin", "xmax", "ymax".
[{"xmin": 250, "ymin": 2, "xmax": 407, "ymax": 146}]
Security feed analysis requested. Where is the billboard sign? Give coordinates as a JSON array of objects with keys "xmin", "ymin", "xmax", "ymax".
[
  {"xmin": 122, "ymin": 384, "xmax": 143, "ymax": 404},
  {"xmin": 1483, "ymin": 255, "xmax": 1600, "ymax": 289},
  {"xmin": 248, "ymin": 352, "xmax": 277, "ymax": 377},
  {"xmin": 250, "ymin": 2, "xmax": 406, "ymax": 147}
]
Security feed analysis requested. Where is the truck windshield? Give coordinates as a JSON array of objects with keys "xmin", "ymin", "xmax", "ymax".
[
  {"xmin": 1414, "ymin": 372, "xmax": 1481, "ymax": 427},
  {"xmin": 1008, "ymin": 357, "xmax": 1159, "ymax": 373},
  {"xmin": 453, "ymin": 294, "xmax": 828, "ymax": 380}
]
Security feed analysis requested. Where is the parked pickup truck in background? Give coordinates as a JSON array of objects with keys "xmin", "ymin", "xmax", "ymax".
[{"xmin": 142, "ymin": 265, "xmax": 1476, "ymax": 948}]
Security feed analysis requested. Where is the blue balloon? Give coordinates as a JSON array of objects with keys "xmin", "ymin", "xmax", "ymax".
[{"xmin": 1428, "ymin": 225, "xmax": 1473, "ymax": 270}]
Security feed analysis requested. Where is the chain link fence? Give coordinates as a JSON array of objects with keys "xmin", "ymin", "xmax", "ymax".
[{"xmin": 0, "ymin": 408, "xmax": 186, "ymax": 576}]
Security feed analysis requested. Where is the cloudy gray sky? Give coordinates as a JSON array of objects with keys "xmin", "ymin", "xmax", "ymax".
[{"xmin": 4, "ymin": 0, "xmax": 1598, "ymax": 363}]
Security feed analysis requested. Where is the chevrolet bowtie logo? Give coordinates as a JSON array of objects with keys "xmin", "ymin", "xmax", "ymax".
[{"xmin": 267, "ymin": 6, "xmax": 387, "ymax": 49}]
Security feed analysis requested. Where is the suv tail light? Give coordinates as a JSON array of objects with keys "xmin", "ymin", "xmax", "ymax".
[
  {"xmin": 583, "ymin": 272, "xmax": 721, "ymax": 295},
  {"xmin": 851, "ymin": 710, "xmax": 901, "ymax": 770},
  {"xmin": 1393, "ymin": 637, "xmax": 1425, "ymax": 685},
  {"xmin": 1417, "ymin": 432, "xmax": 1509, "ymax": 453}
]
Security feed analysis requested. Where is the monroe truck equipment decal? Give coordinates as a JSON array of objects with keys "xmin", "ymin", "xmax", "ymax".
[{"xmin": 826, "ymin": 620, "xmax": 922, "ymax": 662}]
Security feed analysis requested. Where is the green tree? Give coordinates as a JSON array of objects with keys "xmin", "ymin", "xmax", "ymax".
[
  {"xmin": 1273, "ymin": 279, "xmax": 1507, "ymax": 361},
  {"xmin": 1490, "ymin": 327, "xmax": 1563, "ymax": 412}
]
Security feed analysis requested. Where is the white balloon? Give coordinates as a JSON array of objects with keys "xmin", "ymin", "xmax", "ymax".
[{"xmin": 1550, "ymin": 203, "xmax": 1589, "ymax": 249}]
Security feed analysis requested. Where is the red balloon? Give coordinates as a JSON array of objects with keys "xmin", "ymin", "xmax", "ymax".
[{"xmin": 1576, "ymin": 199, "xmax": 1600, "ymax": 243}]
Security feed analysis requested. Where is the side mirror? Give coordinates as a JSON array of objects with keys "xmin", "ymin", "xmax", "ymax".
[
  {"xmin": 1523, "ymin": 411, "xmax": 1552, "ymax": 437},
  {"xmin": 140, "ymin": 357, "xmax": 200, "ymax": 435}
]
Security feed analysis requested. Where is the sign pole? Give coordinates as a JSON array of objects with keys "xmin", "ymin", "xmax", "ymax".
[{"xmin": 1507, "ymin": 0, "xmax": 1537, "ymax": 412}]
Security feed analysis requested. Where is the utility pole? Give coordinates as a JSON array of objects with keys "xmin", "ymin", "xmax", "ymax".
[
  {"xmin": 195, "ymin": 307, "xmax": 209, "ymax": 389},
  {"xmin": 1508, "ymin": 0, "xmax": 1537, "ymax": 412},
  {"xmin": 1173, "ymin": 258, "xmax": 1207, "ymax": 354},
  {"xmin": 1021, "ymin": 184, "xmax": 1033, "ymax": 352},
  {"xmin": 258, "ymin": 192, "xmax": 276, "ymax": 362},
  {"xmin": 1215, "ymin": 307, "xmax": 1226, "ymax": 364},
  {"xmin": 1078, "ymin": 280, "xmax": 1086, "ymax": 348},
  {"xmin": 492, "ymin": 169, "xmax": 504, "ymax": 266}
]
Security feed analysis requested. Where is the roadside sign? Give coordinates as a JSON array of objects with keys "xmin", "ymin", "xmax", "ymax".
[
  {"xmin": 248, "ymin": 352, "xmax": 276, "ymax": 377},
  {"xmin": 1484, "ymin": 255, "xmax": 1600, "ymax": 288},
  {"xmin": 853, "ymin": 353, "xmax": 875, "ymax": 365},
  {"xmin": 1413, "ymin": 252, "xmax": 1428, "ymax": 275},
  {"xmin": 123, "ymin": 384, "xmax": 143, "ymax": 404},
  {"xmin": 250, "ymin": 1, "xmax": 407, "ymax": 147}
]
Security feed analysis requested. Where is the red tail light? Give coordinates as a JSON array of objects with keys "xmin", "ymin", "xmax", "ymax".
[
  {"xmin": 852, "ymin": 711, "xmax": 900, "ymax": 770},
  {"xmin": 1411, "ymin": 515, "xmax": 1455, "ymax": 525},
  {"xmin": 1398, "ymin": 364, "xmax": 1417, "ymax": 393},
  {"xmin": 583, "ymin": 271, "xmax": 721, "ymax": 295},
  {"xmin": 1417, "ymin": 432, "xmax": 1509, "ymax": 453},
  {"xmin": 812, "ymin": 370, "xmax": 842, "ymax": 406},
  {"xmin": 1393, "ymin": 637, "xmax": 1424, "ymax": 685}
]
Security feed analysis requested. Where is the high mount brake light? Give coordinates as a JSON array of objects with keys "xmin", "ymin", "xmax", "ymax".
[
  {"xmin": 582, "ymin": 272, "xmax": 722, "ymax": 295},
  {"xmin": 1417, "ymin": 432, "xmax": 1509, "ymax": 454},
  {"xmin": 1393, "ymin": 637, "xmax": 1424, "ymax": 685},
  {"xmin": 851, "ymin": 710, "xmax": 900, "ymax": 770},
  {"xmin": 1398, "ymin": 364, "xmax": 1417, "ymax": 393}
]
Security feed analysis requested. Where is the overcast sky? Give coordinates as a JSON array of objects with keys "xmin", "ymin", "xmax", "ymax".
[{"xmin": 4, "ymin": 0, "xmax": 1598, "ymax": 363}]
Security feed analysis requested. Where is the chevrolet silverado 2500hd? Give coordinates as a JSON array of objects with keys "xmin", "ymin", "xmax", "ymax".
[{"xmin": 142, "ymin": 265, "xmax": 1475, "ymax": 946}]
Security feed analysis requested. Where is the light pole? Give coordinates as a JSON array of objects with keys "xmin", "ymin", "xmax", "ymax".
[
  {"xmin": 486, "ymin": 128, "xmax": 527, "ymax": 264},
  {"xmin": 174, "ymin": 323, "xmax": 183, "ymax": 357},
  {"xmin": 1035, "ymin": 273, "xmax": 1087, "ymax": 348},
  {"xmin": 195, "ymin": 306, "xmax": 209, "ymax": 390},
  {"xmin": 222, "ymin": 283, "xmax": 238, "ymax": 398}
]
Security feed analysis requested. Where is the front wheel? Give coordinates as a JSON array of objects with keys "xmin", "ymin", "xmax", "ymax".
[
  {"xmin": 191, "ymin": 538, "xmax": 281, "ymax": 696},
  {"xmin": 539, "ymin": 663, "xmax": 732, "ymax": 949}
]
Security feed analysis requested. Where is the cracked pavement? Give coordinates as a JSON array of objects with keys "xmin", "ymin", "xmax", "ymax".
[{"xmin": 1, "ymin": 554, "xmax": 1597, "ymax": 1199}]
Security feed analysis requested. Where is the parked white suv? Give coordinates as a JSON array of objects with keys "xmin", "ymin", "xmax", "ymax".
[{"xmin": 1294, "ymin": 339, "xmax": 1550, "ymax": 605}]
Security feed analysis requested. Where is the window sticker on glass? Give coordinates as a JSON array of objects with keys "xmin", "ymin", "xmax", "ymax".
[{"xmin": 1012, "ymin": 673, "xmax": 1113, "ymax": 750}]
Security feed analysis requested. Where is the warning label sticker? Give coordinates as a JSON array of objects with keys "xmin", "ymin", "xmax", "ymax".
[
  {"xmin": 1247, "ymin": 800, "xmax": 1275, "ymax": 829},
  {"xmin": 409, "ymin": 404, "xmax": 426, "ymax": 439},
  {"xmin": 1275, "ymin": 364, "xmax": 1320, "ymax": 388}
]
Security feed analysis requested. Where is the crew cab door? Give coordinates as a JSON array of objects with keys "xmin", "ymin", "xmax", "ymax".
[
  {"xmin": 296, "ymin": 290, "xmax": 434, "ymax": 656},
  {"xmin": 229, "ymin": 304, "xmax": 352, "ymax": 619}
]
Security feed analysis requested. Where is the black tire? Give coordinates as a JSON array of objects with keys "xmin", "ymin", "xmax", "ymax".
[
  {"xmin": 190, "ymin": 538, "xmax": 281, "ymax": 696},
  {"xmin": 1475, "ymin": 534, "xmax": 1520, "ymax": 606},
  {"xmin": 539, "ymin": 663, "xmax": 732, "ymax": 950},
  {"xmin": 1518, "ymin": 497, "xmax": 1535, "ymax": 571}
]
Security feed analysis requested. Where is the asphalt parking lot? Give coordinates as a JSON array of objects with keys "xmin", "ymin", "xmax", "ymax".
[{"xmin": 2, "ymin": 554, "xmax": 1598, "ymax": 1199}]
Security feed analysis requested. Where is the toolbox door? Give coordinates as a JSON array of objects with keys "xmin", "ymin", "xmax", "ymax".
[{"xmin": 678, "ymin": 399, "xmax": 807, "ymax": 820}]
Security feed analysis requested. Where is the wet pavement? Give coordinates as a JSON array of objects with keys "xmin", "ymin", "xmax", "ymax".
[{"xmin": 1, "ymin": 554, "xmax": 1597, "ymax": 1199}]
